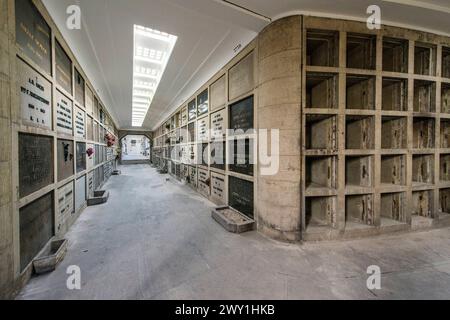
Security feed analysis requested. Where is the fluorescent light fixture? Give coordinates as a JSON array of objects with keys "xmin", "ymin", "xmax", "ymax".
[{"xmin": 132, "ymin": 25, "xmax": 177, "ymax": 127}]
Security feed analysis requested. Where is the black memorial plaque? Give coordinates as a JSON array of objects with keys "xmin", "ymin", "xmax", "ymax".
[
  {"xmin": 19, "ymin": 133, "xmax": 54, "ymax": 198},
  {"xmin": 211, "ymin": 141, "xmax": 226, "ymax": 170},
  {"xmin": 76, "ymin": 142, "xmax": 86, "ymax": 173},
  {"xmin": 229, "ymin": 138, "xmax": 253, "ymax": 176},
  {"xmin": 229, "ymin": 176, "xmax": 254, "ymax": 218},
  {"xmin": 188, "ymin": 99, "xmax": 197, "ymax": 121},
  {"xmin": 19, "ymin": 191, "xmax": 54, "ymax": 271},
  {"xmin": 15, "ymin": 0, "xmax": 51, "ymax": 74},
  {"xmin": 197, "ymin": 89, "xmax": 209, "ymax": 117},
  {"xmin": 57, "ymin": 139, "xmax": 74, "ymax": 182},
  {"xmin": 55, "ymin": 40, "xmax": 72, "ymax": 94},
  {"xmin": 74, "ymin": 68, "xmax": 85, "ymax": 106},
  {"xmin": 229, "ymin": 95, "xmax": 254, "ymax": 134},
  {"xmin": 188, "ymin": 122, "xmax": 196, "ymax": 143}
]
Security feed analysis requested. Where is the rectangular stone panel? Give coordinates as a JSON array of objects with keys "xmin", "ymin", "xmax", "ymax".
[
  {"xmin": 86, "ymin": 116, "xmax": 93, "ymax": 141},
  {"xmin": 55, "ymin": 90, "xmax": 73, "ymax": 135},
  {"xmin": 15, "ymin": 0, "xmax": 51, "ymax": 74},
  {"xmin": 87, "ymin": 143, "xmax": 94, "ymax": 169},
  {"xmin": 197, "ymin": 89, "xmax": 209, "ymax": 117},
  {"xmin": 210, "ymin": 75, "xmax": 226, "ymax": 111},
  {"xmin": 18, "ymin": 59, "xmax": 52, "ymax": 129},
  {"xmin": 211, "ymin": 141, "xmax": 226, "ymax": 170},
  {"xmin": 229, "ymin": 138, "xmax": 254, "ymax": 176},
  {"xmin": 211, "ymin": 172, "xmax": 226, "ymax": 205},
  {"xmin": 55, "ymin": 40, "xmax": 72, "ymax": 94},
  {"xmin": 229, "ymin": 52, "xmax": 254, "ymax": 101},
  {"xmin": 188, "ymin": 99, "xmax": 196, "ymax": 121},
  {"xmin": 229, "ymin": 95, "xmax": 254, "ymax": 134},
  {"xmin": 74, "ymin": 68, "xmax": 85, "ymax": 107},
  {"xmin": 229, "ymin": 176, "xmax": 254, "ymax": 218},
  {"xmin": 198, "ymin": 168, "xmax": 210, "ymax": 197},
  {"xmin": 87, "ymin": 171, "xmax": 94, "ymax": 197},
  {"xmin": 188, "ymin": 121, "xmax": 196, "ymax": 143},
  {"xmin": 181, "ymin": 107, "xmax": 188, "ymax": 126},
  {"xmin": 19, "ymin": 192, "xmax": 54, "ymax": 271},
  {"xmin": 57, "ymin": 181, "xmax": 74, "ymax": 232},
  {"xmin": 197, "ymin": 117, "xmax": 209, "ymax": 142},
  {"xmin": 57, "ymin": 139, "xmax": 74, "ymax": 182},
  {"xmin": 19, "ymin": 133, "xmax": 54, "ymax": 198},
  {"xmin": 189, "ymin": 166, "xmax": 197, "ymax": 188},
  {"xmin": 75, "ymin": 175, "xmax": 86, "ymax": 212},
  {"xmin": 85, "ymin": 87, "xmax": 93, "ymax": 116},
  {"xmin": 75, "ymin": 106, "xmax": 86, "ymax": 138},
  {"xmin": 76, "ymin": 142, "xmax": 86, "ymax": 173},
  {"xmin": 211, "ymin": 108, "xmax": 226, "ymax": 140}
]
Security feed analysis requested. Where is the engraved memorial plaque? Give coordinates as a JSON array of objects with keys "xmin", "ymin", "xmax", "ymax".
[
  {"xmin": 15, "ymin": 0, "xmax": 51, "ymax": 74},
  {"xmin": 211, "ymin": 172, "xmax": 226, "ymax": 205},
  {"xmin": 19, "ymin": 192, "xmax": 54, "ymax": 271},
  {"xmin": 75, "ymin": 106, "xmax": 86, "ymax": 138},
  {"xmin": 19, "ymin": 133, "xmax": 54, "ymax": 198},
  {"xmin": 197, "ymin": 168, "xmax": 210, "ymax": 196},
  {"xmin": 188, "ymin": 99, "xmax": 197, "ymax": 121},
  {"xmin": 229, "ymin": 176, "xmax": 254, "ymax": 218},
  {"xmin": 188, "ymin": 143, "xmax": 197, "ymax": 164},
  {"xmin": 75, "ymin": 175, "xmax": 86, "ymax": 212},
  {"xmin": 56, "ymin": 90, "xmax": 73, "ymax": 135},
  {"xmin": 229, "ymin": 52, "xmax": 254, "ymax": 100},
  {"xmin": 188, "ymin": 122, "xmax": 196, "ymax": 143},
  {"xmin": 18, "ymin": 59, "xmax": 52, "ymax": 129},
  {"xmin": 86, "ymin": 116, "xmax": 93, "ymax": 141},
  {"xmin": 74, "ymin": 68, "xmax": 85, "ymax": 106},
  {"xmin": 197, "ymin": 117, "xmax": 209, "ymax": 142},
  {"xmin": 55, "ymin": 40, "xmax": 72, "ymax": 94},
  {"xmin": 181, "ymin": 107, "xmax": 188, "ymax": 126},
  {"xmin": 211, "ymin": 108, "xmax": 226, "ymax": 139},
  {"xmin": 57, "ymin": 181, "xmax": 74, "ymax": 231},
  {"xmin": 229, "ymin": 96, "xmax": 254, "ymax": 134},
  {"xmin": 229, "ymin": 138, "xmax": 253, "ymax": 176},
  {"xmin": 189, "ymin": 166, "xmax": 197, "ymax": 188},
  {"xmin": 210, "ymin": 75, "xmax": 226, "ymax": 111},
  {"xmin": 211, "ymin": 141, "xmax": 226, "ymax": 170},
  {"xmin": 197, "ymin": 89, "xmax": 209, "ymax": 117},
  {"xmin": 76, "ymin": 142, "xmax": 86, "ymax": 173},
  {"xmin": 57, "ymin": 139, "xmax": 74, "ymax": 182}
]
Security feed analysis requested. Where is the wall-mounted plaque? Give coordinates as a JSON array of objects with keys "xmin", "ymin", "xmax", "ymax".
[
  {"xmin": 180, "ymin": 126, "xmax": 188, "ymax": 144},
  {"xmin": 99, "ymin": 108, "xmax": 105, "ymax": 124},
  {"xmin": 15, "ymin": 0, "xmax": 51, "ymax": 75},
  {"xmin": 211, "ymin": 108, "xmax": 226, "ymax": 139},
  {"xmin": 210, "ymin": 75, "xmax": 226, "ymax": 111},
  {"xmin": 181, "ymin": 107, "xmax": 188, "ymax": 126},
  {"xmin": 94, "ymin": 97, "xmax": 99, "ymax": 120},
  {"xmin": 211, "ymin": 141, "xmax": 226, "ymax": 170},
  {"xmin": 87, "ymin": 143, "xmax": 94, "ymax": 169},
  {"xmin": 229, "ymin": 138, "xmax": 253, "ymax": 176},
  {"xmin": 55, "ymin": 40, "xmax": 72, "ymax": 94},
  {"xmin": 19, "ymin": 133, "xmax": 54, "ymax": 198},
  {"xmin": 56, "ymin": 90, "xmax": 73, "ymax": 135},
  {"xmin": 181, "ymin": 164, "xmax": 189, "ymax": 181},
  {"xmin": 74, "ymin": 68, "xmax": 85, "ymax": 106},
  {"xmin": 94, "ymin": 145, "xmax": 99, "ymax": 165},
  {"xmin": 188, "ymin": 122, "xmax": 196, "ymax": 143},
  {"xmin": 189, "ymin": 166, "xmax": 197, "ymax": 188},
  {"xmin": 229, "ymin": 52, "xmax": 254, "ymax": 101},
  {"xmin": 76, "ymin": 142, "xmax": 86, "ymax": 173},
  {"xmin": 19, "ymin": 191, "xmax": 54, "ymax": 271},
  {"xmin": 93, "ymin": 121, "xmax": 99, "ymax": 142},
  {"xmin": 87, "ymin": 171, "xmax": 94, "ymax": 197},
  {"xmin": 197, "ymin": 89, "xmax": 209, "ymax": 116},
  {"xmin": 188, "ymin": 99, "xmax": 197, "ymax": 121},
  {"xmin": 229, "ymin": 176, "xmax": 254, "ymax": 218},
  {"xmin": 86, "ymin": 116, "xmax": 93, "ymax": 141},
  {"xmin": 85, "ymin": 87, "xmax": 94, "ymax": 115},
  {"xmin": 75, "ymin": 106, "xmax": 86, "ymax": 138},
  {"xmin": 197, "ymin": 117, "xmax": 209, "ymax": 142},
  {"xmin": 18, "ymin": 59, "xmax": 52, "ymax": 129},
  {"xmin": 176, "ymin": 164, "xmax": 181, "ymax": 180},
  {"xmin": 75, "ymin": 175, "xmax": 86, "ymax": 212},
  {"xmin": 188, "ymin": 143, "xmax": 197, "ymax": 164},
  {"xmin": 57, "ymin": 139, "xmax": 74, "ymax": 182},
  {"xmin": 57, "ymin": 181, "xmax": 74, "ymax": 232},
  {"xmin": 201, "ymin": 143, "xmax": 209, "ymax": 167},
  {"xmin": 211, "ymin": 172, "xmax": 226, "ymax": 205},
  {"xmin": 229, "ymin": 95, "xmax": 254, "ymax": 134},
  {"xmin": 197, "ymin": 168, "xmax": 210, "ymax": 196}
]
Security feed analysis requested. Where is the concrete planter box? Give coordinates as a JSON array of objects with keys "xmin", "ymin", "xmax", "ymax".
[
  {"xmin": 212, "ymin": 206, "xmax": 255, "ymax": 234},
  {"xmin": 87, "ymin": 190, "xmax": 109, "ymax": 206},
  {"xmin": 33, "ymin": 239, "xmax": 68, "ymax": 274}
]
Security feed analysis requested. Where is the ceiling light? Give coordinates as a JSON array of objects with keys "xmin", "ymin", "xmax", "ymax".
[{"xmin": 132, "ymin": 24, "xmax": 177, "ymax": 127}]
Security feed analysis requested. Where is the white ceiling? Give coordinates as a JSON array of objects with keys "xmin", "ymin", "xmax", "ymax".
[{"xmin": 42, "ymin": 0, "xmax": 450, "ymax": 131}]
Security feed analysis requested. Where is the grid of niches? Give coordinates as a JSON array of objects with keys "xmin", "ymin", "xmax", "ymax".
[
  {"xmin": 152, "ymin": 45, "xmax": 257, "ymax": 218},
  {"xmin": 302, "ymin": 17, "xmax": 450, "ymax": 235},
  {"xmin": 12, "ymin": 0, "xmax": 119, "ymax": 232}
]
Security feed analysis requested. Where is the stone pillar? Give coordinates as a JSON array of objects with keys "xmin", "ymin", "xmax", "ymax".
[{"xmin": 256, "ymin": 16, "xmax": 302, "ymax": 241}]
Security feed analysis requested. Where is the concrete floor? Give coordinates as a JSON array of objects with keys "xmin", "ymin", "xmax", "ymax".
[{"xmin": 17, "ymin": 164, "xmax": 450, "ymax": 300}]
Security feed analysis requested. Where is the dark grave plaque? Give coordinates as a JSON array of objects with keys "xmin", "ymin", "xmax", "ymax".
[
  {"xmin": 229, "ymin": 138, "xmax": 254, "ymax": 176},
  {"xmin": 176, "ymin": 164, "xmax": 181, "ymax": 180},
  {"xmin": 74, "ymin": 68, "xmax": 85, "ymax": 106},
  {"xmin": 188, "ymin": 122, "xmax": 196, "ymax": 142},
  {"xmin": 56, "ymin": 90, "xmax": 73, "ymax": 135},
  {"xmin": 19, "ymin": 133, "xmax": 54, "ymax": 198},
  {"xmin": 15, "ymin": 0, "xmax": 51, "ymax": 74},
  {"xmin": 171, "ymin": 161, "xmax": 176, "ymax": 175},
  {"xmin": 211, "ymin": 141, "xmax": 226, "ymax": 170},
  {"xmin": 19, "ymin": 192, "xmax": 54, "ymax": 271},
  {"xmin": 76, "ymin": 142, "xmax": 86, "ymax": 173},
  {"xmin": 229, "ymin": 95, "xmax": 254, "ymax": 134},
  {"xmin": 75, "ymin": 106, "xmax": 85, "ymax": 138},
  {"xmin": 57, "ymin": 139, "xmax": 74, "ymax": 182},
  {"xmin": 229, "ymin": 176, "xmax": 254, "ymax": 218},
  {"xmin": 55, "ymin": 40, "xmax": 72, "ymax": 94},
  {"xmin": 188, "ymin": 99, "xmax": 197, "ymax": 121},
  {"xmin": 197, "ymin": 89, "xmax": 209, "ymax": 116},
  {"xmin": 18, "ymin": 59, "xmax": 52, "ymax": 129}
]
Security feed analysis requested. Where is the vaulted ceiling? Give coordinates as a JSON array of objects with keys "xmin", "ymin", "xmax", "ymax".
[{"xmin": 42, "ymin": 0, "xmax": 450, "ymax": 130}]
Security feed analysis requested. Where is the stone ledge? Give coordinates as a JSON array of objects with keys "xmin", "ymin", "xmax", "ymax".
[{"xmin": 212, "ymin": 206, "xmax": 255, "ymax": 234}]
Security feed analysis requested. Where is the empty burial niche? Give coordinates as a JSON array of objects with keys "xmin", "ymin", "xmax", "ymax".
[
  {"xmin": 412, "ymin": 154, "xmax": 434, "ymax": 186},
  {"xmin": 439, "ymin": 189, "xmax": 450, "ymax": 215},
  {"xmin": 440, "ymin": 154, "xmax": 450, "ymax": 182},
  {"xmin": 306, "ymin": 29, "xmax": 339, "ymax": 67},
  {"xmin": 414, "ymin": 42, "xmax": 436, "ymax": 76},
  {"xmin": 381, "ymin": 116, "xmax": 407, "ymax": 149},
  {"xmin": 413, "ymin": 117, "xmax": 435, "ymax": 149},
  {"xmin": 305, "ymin": 156, "xmax": 337, "ymax": 190},
  {"xmin": 346, "ymin": 75, "xmax": 375, "ymax": 110},
  {"xmin": 345, "ymin": 156, "xmax": 373, "ymax": 188},
  {"xmin": 413, "ymin": 80, "xmax": 436, "ymax": 112},
  {"xmin": 381, "ymin": 155, "xmax": 406, "ymax": 186},
  {"xmin": 305, "ymin": 196, "xmax": 336, "ymax": 228},
  {"xmin": 305, "ymin": 114, "xmax": 337, "ymax": 150},
  {"xmin": 443, "ymin": 47, "xmax": 450, "ymax": 79},
  {"xmin": 381, "ymin": 192, "xmax": 406, "ymax": 223},
  {"xmin": 441, "ymin": 120, "xmax": 450, "ymax": 148},
  {"xmin": 442, "ymin": 84, "xmax": 450, "ymax": 113},
  {"xmin": 347, "ymin": 33, "xmax": 376, "ymax": 70},
  {"xmin": 382, "ymin": 78, "xmax": 407, "ymax": 111},
  {"xmin": 412, "ymin": 190, "xmax": 433, "ymax": 218},
  {"xmin": 382, "ymin": 37, "xmax": 409, "ymax": 73},
  {"xmin": 306, "ymin": 73, "xmax": 338, "ymax": 109},
  {"xmin": 345, "ymin": 194, "xmax": 374, "ymax": 226},
  {"xmin": 345, "ymin": 115, "xmax": 374, "ymax": 149}
]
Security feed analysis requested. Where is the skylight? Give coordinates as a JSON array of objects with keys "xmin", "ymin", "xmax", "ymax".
[{"xmin": 132, "ymin": 25, "xmax": 177, "ymax": 127}]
